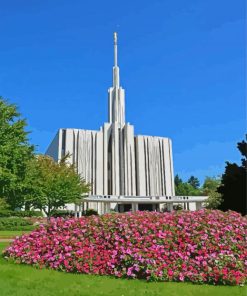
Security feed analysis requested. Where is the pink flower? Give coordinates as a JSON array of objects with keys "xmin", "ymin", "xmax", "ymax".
[{"xmin": 3, "ymin": 210, "xmax": 246, "ymax": 285}]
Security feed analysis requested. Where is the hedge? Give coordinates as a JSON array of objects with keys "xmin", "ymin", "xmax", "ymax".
[
  {"xmin": 51, "ymin": 210, "xmax": 75, "ymax": 218},
  {"xmin": 0, "ymin": 217, "xmax": 34, "ymax": 231},
  {"xmin": 0, "ymin": 210, "xmax": 43, "ymax": 218}
]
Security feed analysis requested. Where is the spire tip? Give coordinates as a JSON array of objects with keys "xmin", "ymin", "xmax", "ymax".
[{"xmin": 114, "ymin": 32, "xmax": 117, "ymax": 44}]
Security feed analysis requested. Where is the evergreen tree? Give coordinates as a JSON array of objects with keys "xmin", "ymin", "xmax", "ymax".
[
  {"xmin": 174, "ymin": 174, "xmax": 183, "ymax": 187},
  {"xmin": 218, "ymin": 139, "xmax": 247, "ymax": 215},
  {"xmin": 188, "ymin": 175, "xmax": 200, "ymax": 189}
]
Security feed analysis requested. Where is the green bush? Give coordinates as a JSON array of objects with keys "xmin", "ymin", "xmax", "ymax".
[
  {"xmin": 0, "ymin": 217, "xmax": 34, "ymax": 230},
  {"xmin": 15, "ymin": 211, "xmax": 43, "ymax": 217},
  {"xmin": 84, "ymin": 209, "xmax": 98, "ymax": 216},
  {"xmin": 0, "ymin": 210, "xmax": 43, "ymax": 218},
  {"xmin": 173, "ymin": 204, "xmax": 183, "ymax": 211},
  {"xmin": 51, "ymin": 210, "xmax": 74, "ymax": 218},
  {"xmin": 0, "ymin": 210, "xmax": 13, "ymax": 217}
]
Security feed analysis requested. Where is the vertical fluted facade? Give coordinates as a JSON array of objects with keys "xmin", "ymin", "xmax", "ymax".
[{"xmin": 46, "ymin": 32, "xmax": 175, "ymax": 199}]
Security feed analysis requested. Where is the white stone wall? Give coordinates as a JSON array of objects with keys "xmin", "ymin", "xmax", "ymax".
[
  {"xmin": 46, "ymin": 130, "xmax": 60, "ymax": 161},
  {"xmin": 47, "ymin": 128, "xmax": 175, "ymax": 199},
  {"xmin": 123, "ymin": 124, "xmax": 136, "ymax": 196},
  {"xmin": 135, "ymin": 135, "xmax": 175, "ymax": 196}
]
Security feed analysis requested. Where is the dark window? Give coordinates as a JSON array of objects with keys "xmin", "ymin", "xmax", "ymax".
[
  {"xmin": 138, "ymin": 204, "xmax": 153, "ymax": 211},
  {"xmin": 61, "ymin": 129, "xmax": 66, "ymax": 157}
]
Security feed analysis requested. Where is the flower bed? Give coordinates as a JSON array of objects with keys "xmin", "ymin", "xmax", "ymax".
[{"xmin": 3, "ymin": 210, "xmax": 247, "ymax": 285}]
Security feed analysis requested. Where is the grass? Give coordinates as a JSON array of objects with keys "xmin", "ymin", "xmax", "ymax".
[
  {"xmin": 0, "ymin": 230, "xmax": 31, "ymax": 239},
  {"xmin": 0, "ymin": 243, "xmax": 246, "ymax": 296}
]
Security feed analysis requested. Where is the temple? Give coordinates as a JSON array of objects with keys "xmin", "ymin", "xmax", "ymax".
[{"xmin": 46, "ymin": 33, "xmax": 207, "ymax": 214}]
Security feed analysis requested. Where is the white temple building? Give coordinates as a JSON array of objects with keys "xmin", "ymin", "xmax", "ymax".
[{"xmin": 46, "ymin": 33, "xmax": 207, "ymax": 214}]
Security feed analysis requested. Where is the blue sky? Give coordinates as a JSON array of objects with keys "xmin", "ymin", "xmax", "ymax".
[{"xmin": 0, "ymin": 0, "xmax": 245, "ymax": 184}]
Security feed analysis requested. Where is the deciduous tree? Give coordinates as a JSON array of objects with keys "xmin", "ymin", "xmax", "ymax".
[
  {"xmin": 175, "ymin": 175, "xmax": 202, "ymax": 196},
  {"xmin": 24, "ymin": 155, "xmax": 90, "ymax": 217},
  {"xmin": 203, "ymin": 176, "xmax": 222, "ymax": 209},
  {"xmin": 0, "ymin": 97, "xmax": 34, "ymax": 209}
]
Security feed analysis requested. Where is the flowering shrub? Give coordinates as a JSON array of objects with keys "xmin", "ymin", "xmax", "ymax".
[{"xmin": 3, "ymin": 210, "xmax": 247, "ymax": 285}]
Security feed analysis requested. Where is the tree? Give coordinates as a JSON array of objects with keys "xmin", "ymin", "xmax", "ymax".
[
  {"xmin": 0, "ymin": 198, "xmax": 9, "ymax": 210},
  {"xmin": 175, "ymin": 175, "xmax": 202, "ymax": 196},
  {"xmin": 0, "ymin": 97, "xmax": 34, "ymax": 209},
  {"xmin": 202, "ymin": 176, "xmax": 222, "ymax": 209},
  {"xmin": 188, "ymin": 176, "xmax": 200, "ymax": 189},
  {"xmin": 175, "ymin": 182, "xmax": 202, "ymax": 196},
  {"xmin": 218, "ymin": 139, "xmax": 247, "ymax": 215},
  {"xmin": 174, "ymin": 174, "xmax": 183, "ymax": 187},
  {"xmin": 24, "ymin": 155, "xmax": 90, "ymax": 217}
]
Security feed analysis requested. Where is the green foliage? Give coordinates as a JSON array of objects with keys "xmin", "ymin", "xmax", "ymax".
[
  {"xmin": 237, "ymin": 140, "xmax": 247, "ymax": 160},
  {"xmin": 175, "ymin": 175, "xmax": 202, "ymax": 196},
  {"xmin": 174, "ymin": 174, "xmax": 183, "ymax": 187},
  {"xmin": 0, "ymin": 210, "xmax": 12, "ymax": 217},
  {"xmin": 218, "ymin": 139, "xmax": 247, "ymax": 215},
  {"xmin": 187, "ymin": 176, "xmax": 200, "ymax": 189},
  {"xmin": 176, "ymin": 182, "xmax": 202, "ymax": 196},
  {"xmin": 0, "ymin": 198, "xmax": 9, "ymax": 210},
  {"xmin": 0, "ymin": 97, "xmax": 34, "ymax": 210},
  {"xmin": 51, "ymin": 210, "xmax": 74, "ymax": 218},
  {"xmin": 203, "ymin": 177, "xmax": 222, "ymax": 209},
  {"xmin": 175, "ymin": 177, "xmax": 202, "ymax": 196},
  {"xmin": 0, "ymin": 230, "xmax": 31, "ymax": 238},
  {"xmin": 0, "ymin": 217, "xmax": 33, "ymax": 230},
  {"xmin": 84, "ymin": 209, "xmax": 98, "ymax": 216},
  {"xmin": 0, "ymin": 98, "xmax": 90, "ymax": 215},
  {"xmin": 51, "ymin": 209, "xmax": 98, "ymax": 218},
  {"xmin": 173, "ymin": 204, "xmax": 183, "ymax": 211},
  {"xmin": 24, "ymin": 154, "xmax": 90, "ymax": 217},
  {"xmin": 0, "ymin": 210, "xmax": 43, "ymax": 218},
  {"xmin": 175, "ymin": 175, "xmax": 223, "ymax": 209}
]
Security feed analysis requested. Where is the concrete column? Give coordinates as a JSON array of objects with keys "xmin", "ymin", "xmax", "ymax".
[
  {"xmin": 196, "ymin": 202, "xmax": 202, "ymax": 210},
  {"xmin": 131, "ymin": 203, "xmax": 138, "ymax": 212},
  {"xmin": 78, "ymin": 205, "xmax": 82, "ymax": 218},
  {"xmin": 105, "ymin": 203, "xmax": 111, "ymax": 213},
  {"xmin": 167, "ymin": 203, "xmax": 173, "ymax": 212}
]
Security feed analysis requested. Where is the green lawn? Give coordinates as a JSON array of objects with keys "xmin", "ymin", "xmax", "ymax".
[
  {"xmin": 0, "ymin": 230, "xmax": 31, "ymax": 239},
  {"xmin": 0, "ymin": 242, "xmax": 246, "ymax": 296}
]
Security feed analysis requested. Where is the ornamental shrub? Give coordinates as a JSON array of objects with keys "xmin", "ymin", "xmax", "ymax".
[
  {"xmin": 3, "ymin": 210, "xmax": 247, "ymax": 285},
  {"xmin": 0, "ymin": 217, "xmax": 33, "ymax": 230},
  {"xmin": 13, "ymin": 211, "xmax": 43, "ymax": 218},
  {"xmin": 51, "ymin": 210, "xmax": 74, "ymax": 218},
  {"xmin": 84, "ymin": 209, "xmax": 98, "ymax": 216},
  {"xmin": 0, "ymin": 210, "xmax": 13, "ymax": 217},
  {"xmin": 0, "ymin": 210, "xmax": 43, "ymax": 218}
]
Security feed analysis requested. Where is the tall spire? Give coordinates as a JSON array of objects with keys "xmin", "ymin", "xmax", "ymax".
[
  {"xmin": 108, "ymin": 32, "xmax": 125, "ymax": 126},
  {"xmin": 113, "ymin": 32, "xmax": 119, "ymax": 87},
  {"xmin": 114, "ymin": 32, "xmax": 118, "ymax": 66}
]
